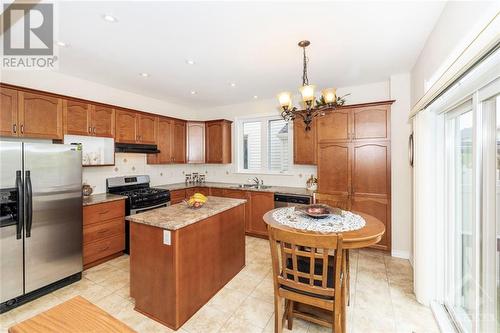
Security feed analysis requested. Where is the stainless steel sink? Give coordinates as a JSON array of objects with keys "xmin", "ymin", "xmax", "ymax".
[{"xmin": 231, "ymin": 184, "xmax": 272, "ymax": 190}]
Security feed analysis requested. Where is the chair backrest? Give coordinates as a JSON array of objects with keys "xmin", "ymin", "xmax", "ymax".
[
  {"xmin": 267, "ymin": 225, "xmax": 343, "ymax": 299},
  {"xmin": 313, "ymin": 192, "xmax": 349, "ymax": 210}
]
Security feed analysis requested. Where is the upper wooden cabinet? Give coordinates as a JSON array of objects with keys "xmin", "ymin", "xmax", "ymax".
[
  {"xmin": 317, "ymin": 109, "xmax": 350, "ymax": 142},
  {"xmin": 187, "ymin": 122, "xmax": 205, "ymax": 163},
  {"xmin": 0, "ymin": 87, "xmax": 18, "ymax": 137},
  {"xmin": 115, "ymin": 109, "xmax": 137, "ymax": 143},
  {"xmin": 352, "ymin": 142, "xmax": 390, "ymax": 196},
  {"xmin": 63, "ymin": 99, "xmax": 92, "ymax": 136},
  {"xmin": 205, "ymin": 120, "xmax": 232, "ymax": 164},
  {"xmin": 317, "ymin": 142, "xmax": 351, "ymax": 196},
  {"xmin": 352, "ymin": 105, "xmax": 390, "ymax": 141},
  {"xmin": 293, "ymin": 117, "xmax": 316, "ymax": 165},
  {"xmin": 147, "ymin": 117, "xmax": 186, "ymax": 164},
  {"xmin": 92, "ymin": 105, "xmax": 115, "ymax": 138},
  {"xmin": 64, "ymin": 101, "xmax": 115, "ymax": 138},
  {"xmin": 18, "ymin": 91, "xmax": 63, "ymax": 139},
  {"xmin": 138, "ymin": 114, "xmax": 157, "ymax": 144},
  {"xmin": 115, "ymin": 110, "xmax": 157, "ymax": 144},
  {"xmin": 172, "ymin": 120, "xmax": 186, "ymax": 163}
]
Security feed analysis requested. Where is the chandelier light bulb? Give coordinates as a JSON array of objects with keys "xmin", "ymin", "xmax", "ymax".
[
  {"xmin": 299, "ymin": 85, "xmax": 316, "ymax": 103},
  {"xmin": 277, "ymin": 92, "xmax": 292, "ymax": 109},
  {"xmin": 322, "ymin": 88, "xmax": 337, "ymax": 104}
]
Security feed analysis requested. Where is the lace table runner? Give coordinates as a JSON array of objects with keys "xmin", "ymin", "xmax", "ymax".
[{"xmin": 272, "ymin": 207, "xmax": 366, "ymax": 233}]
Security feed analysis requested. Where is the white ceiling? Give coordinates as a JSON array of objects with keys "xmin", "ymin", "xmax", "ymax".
[{"xmin": 55, "ymin": 1, "xmax": 446, "ymax": 107}]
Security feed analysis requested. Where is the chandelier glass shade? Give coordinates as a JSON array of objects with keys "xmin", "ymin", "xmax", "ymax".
[{"xmin": 278, "ymin": 40, "xmax": 348, "ymax": 131}]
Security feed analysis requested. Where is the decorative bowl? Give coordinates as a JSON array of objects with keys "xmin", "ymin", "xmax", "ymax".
[{"xmin": 297, "ymin": 204, "xmax": 342, "ymax": 219}]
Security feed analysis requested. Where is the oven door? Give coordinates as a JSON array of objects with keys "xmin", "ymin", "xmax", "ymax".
[{"xmin": 130, "ymin": 201, "xmax": 170, "ymax": 215}]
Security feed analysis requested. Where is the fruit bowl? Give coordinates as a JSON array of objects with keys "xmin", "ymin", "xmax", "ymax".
[
  {"xmin": 296, "ymin": 204, "xmax": 342, "ymax": 219},
  {"xmin": 185, "ymin": 192, "xmax": 207, "ymax": 209}
]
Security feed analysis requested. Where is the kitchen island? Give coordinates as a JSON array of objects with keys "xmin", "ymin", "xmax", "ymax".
[{"xmin": 126, "ymin": 196, "xmax": 247, "ymax": 330}]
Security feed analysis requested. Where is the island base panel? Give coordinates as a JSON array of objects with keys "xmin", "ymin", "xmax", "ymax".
[{"xmin": 130, "ymin": 204, "xmax": 246, "ymax": 330}]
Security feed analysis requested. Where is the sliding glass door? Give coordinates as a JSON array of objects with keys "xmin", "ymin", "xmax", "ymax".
[{"xmin": 445, "ymin": 101, "xmax": 475, "ymax": 332}]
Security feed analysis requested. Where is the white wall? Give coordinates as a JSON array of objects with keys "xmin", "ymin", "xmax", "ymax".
[
  {"xmin": 1, "ymin": 70, "xmax": 198, "ymax": 120},
  {"xmin": 410, "ymin": 1, "xmax": 499, "ymax": 106},
  {"xmin": 390, "ymin": 73, "xmax": 413, "ymax": 260}
]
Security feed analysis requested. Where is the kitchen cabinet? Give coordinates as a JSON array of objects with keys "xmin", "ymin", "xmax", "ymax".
[
  {"xmin": 186, "ymin": 187, "xmax": 209, "ymax": 197},
  {"xmin": 63, "ymin": 99, "xmax": 92, "ymax": 136},
  {"xmin": 64, "ymin": 101, "xmax": 115, "ymax": 138},
  {"xmin": 209, "ymin": 187, "xmax": 224, "ymax": 197},
  {"xmin": 148, "ymin": 117, "xmax": 173, "ymax": 164},
  {"xmin": 115, "ymin": 109, "xmax": 137, "ymax": 143},
  {"xmin": 170, "ymin": 189, "xmax": 187, "ymax": 204},
  {"xmin": 221, "ymin": 189, "xmax": 250, "ymax": 232},
  {"xmin": 138, "ymin": 114, "xmax": 157, "ymax": 144},
  {"xmin": 315, "ymin": 101, "xmax": 393, "ymax": 251},
  {"xmin": 205, "ymin": 120, "xmax": 232, "ymax": 164},
  {"xmin": 92, "ymin": 105, "xmax": 115, "ymax": 138},
  {"xmin": 247, "ymin": 191, "xmax": 274, "ymax": 237},
  {"xmin": 0, "ymin": 87, "xmax": 18, "ymax": 137},
  {"xmin": 116, "ymin": 110, "xmax": 157, "ymax": 144},
  {"xmin": 293, "ymin": 117, "xmax": 316, "ymax": 165},
  {"xmin": 83, "ymin": 199, "xmax": 125, "ymax": 269},
  {"xmin": 18, "ymin": 91, "xmax": 63, "ymax": 139},
  {"xmin": 187, "ymin": 122, "xmax": 205, "ymax": 163},
  {"xmin": 172, "ymin": 120, "xmax": 186, "ymax": 163},
  {"xmin": 317, "ymin": 109, "xmax": 350, "ymax": 142}
]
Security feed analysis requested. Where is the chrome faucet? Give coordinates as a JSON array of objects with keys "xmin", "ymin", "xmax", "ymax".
[{"xmin": 253, "ymin": 177, "xmax": 264, "ymax": 187}]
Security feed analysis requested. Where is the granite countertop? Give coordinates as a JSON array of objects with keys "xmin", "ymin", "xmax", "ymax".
[
  {"xmin": 126, "ymin": 196, "xmax": 246, "ymax": 230},
  {"xmin": 82, "ymin": 193, "xmax": 128, "ymax": 206},
  {"xmin": 156, "ymin": 182, "xmax": 315, "ymax": 196}
]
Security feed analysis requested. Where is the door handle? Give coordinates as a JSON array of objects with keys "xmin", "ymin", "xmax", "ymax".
[
  {"xmin": 15, "ymin": 170, "xmax": 23, "ymax": 240},
  {"xmin": 25, "ymin": 171, "xmax": 33, "ymax": 238},
  {"xmin": 408, "ymin": 133, "xmax": 414, "ymax": 167}
]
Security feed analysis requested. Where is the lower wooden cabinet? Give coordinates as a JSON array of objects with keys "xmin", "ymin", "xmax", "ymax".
[
  {"xmin": 170, "ymin": 189, "xmax": 186, "ymax": 204},
  {"xmin": 247, "ymin": 191, "xmax": 274, "ymax": 237},
  {"xmin": 83, "ymin": 200, "xmax": 125, "ymax": 269},
  {"xmin": 209, "ymin": 187, "xmax": 224, "ymax": 197},
  {"xmin": 350, "ymin": 195, "xmax": 390, "ymax": 250}
]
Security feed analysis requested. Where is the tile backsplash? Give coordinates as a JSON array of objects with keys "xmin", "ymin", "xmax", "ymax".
[{"xmin": 83, "ymin": 153, "xmax": 316, "ymax": 194}]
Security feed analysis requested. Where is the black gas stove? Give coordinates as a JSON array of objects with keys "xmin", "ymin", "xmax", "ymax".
[{"xmin": 106, "ymin": 175, "xmax": 170, "ymax": 253}]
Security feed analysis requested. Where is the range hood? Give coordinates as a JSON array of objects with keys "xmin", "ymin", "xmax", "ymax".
[{"xmin": 115, "ymin": 143, "xmax": 160, "ymax": 154}]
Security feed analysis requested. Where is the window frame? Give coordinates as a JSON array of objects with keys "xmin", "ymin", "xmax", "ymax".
[{"xmin": 235, "ymin": 115, "xmax": 293, "ymax": 175}]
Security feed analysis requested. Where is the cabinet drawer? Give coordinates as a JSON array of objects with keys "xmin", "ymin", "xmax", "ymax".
[
  {"xmin": 171, "ymin": 189, "xmax": 186, "ymax": 204},
  {"xmin": 83, "ymin": 234, "xmax": 125, "ymax": 265},
  {"xmin": 83, "ymin": 218, "xmax": 124, "ymax": 244},
  {"xmin": 209, "ymin": 187, "xmax": 224, "ymax": 197},
  {"xmin": 83, "ymin": 200, "xmax": 125, "ymax": 226}
]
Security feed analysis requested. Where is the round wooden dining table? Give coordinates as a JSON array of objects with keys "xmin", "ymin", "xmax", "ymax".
[
  {"xmin": 262, "ymin": 208, "xmax": 385, "ymax": 333},
  {"xmin": 262, "ymin": 209, "xmax": 386, "ymax": 249}
]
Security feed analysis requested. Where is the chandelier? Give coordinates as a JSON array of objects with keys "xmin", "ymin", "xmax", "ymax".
[{"xmin": 277, "ymin": 40, "xmax": 349, "ymax": 131}]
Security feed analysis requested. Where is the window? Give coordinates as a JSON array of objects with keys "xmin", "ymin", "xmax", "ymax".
[{"xmin": 238, "ymin": 116, "xmax": 290, "ymax": 173}]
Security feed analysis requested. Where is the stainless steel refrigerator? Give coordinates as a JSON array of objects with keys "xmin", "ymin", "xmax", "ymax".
[{"xmin": 0, "ymin": 142, "xmax": 82, "ymax": 312}]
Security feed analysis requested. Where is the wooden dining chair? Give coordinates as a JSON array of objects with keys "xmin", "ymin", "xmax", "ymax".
[
  {"xmin": 268, "ymin": 225, "xmax": 345, "ymax": 333},
  {"xmin": 313, "ymin": 192, "xmax": 351, "ymax": 306}
]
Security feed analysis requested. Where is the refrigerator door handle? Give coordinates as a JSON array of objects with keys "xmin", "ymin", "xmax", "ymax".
[
  {"xmin": 15, "ymin": 170, "xmax": 24, "ymax": 240},
  {"xmin": 25, "ymin": 170, "xmax": 33, "ymax": 238}
]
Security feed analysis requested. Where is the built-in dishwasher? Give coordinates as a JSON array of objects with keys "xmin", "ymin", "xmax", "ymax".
[{"xmin": 274, "ymin": 193, "xmax": 312, "ymax": 208}]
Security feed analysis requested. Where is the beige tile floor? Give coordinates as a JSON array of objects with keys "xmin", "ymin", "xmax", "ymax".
[{"xmin": 0, "ymin": 236, "xmax": 439, "ymax": 333}]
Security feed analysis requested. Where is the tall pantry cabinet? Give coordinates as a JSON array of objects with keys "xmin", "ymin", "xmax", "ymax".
[{"xmin": 316, "ymin": 101, "xmax": 392, "ymax": 251}]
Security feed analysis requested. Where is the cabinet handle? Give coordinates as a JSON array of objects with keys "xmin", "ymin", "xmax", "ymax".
[
  {"xmin": 99, "ymin": 245, "xmax": 110, "ymax": 252},
  {"xmin": 13, "ymin": 124, "xmax": 16, "ymax": 134},
  {"xmin": 97, "ymin": 228, "xmax": 109, "ymax": 234},
  {"xmin": 88, "ymin": 126, "xmax": 92, "ymax": 134},
  {"xmin": 93, "ymin": 127, "xmax": 96, "ymax": 135},
  {"xmin": 20, "ymin": 125, "xmax": 24, "ymax": 134}
]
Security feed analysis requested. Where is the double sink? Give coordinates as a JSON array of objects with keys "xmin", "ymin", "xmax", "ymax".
[{"xmin": 231, "ymin": 184, "xmax": 273, "ymax": 190}]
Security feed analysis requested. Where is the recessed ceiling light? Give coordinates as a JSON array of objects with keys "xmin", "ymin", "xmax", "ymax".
[
  {"xmin": 185, "ymin": 59, "xmax": 195, "ymax": 65},
  {"xmin": 102, "ymin": 14, "xmax": 117, "ymax": 23},
  {"xmin": 55, "ymin": 41, "xmax": 68, "ymax": 47},
  {"xmin": 190, "ymin": 91, "xmax": 197, "ymax": 95},
  {"xmin": 230, "ymin": 82, "xmax": 236, "ymax": 87},
  {"xmin": 139, "ymin": 72, "xmax": 150, "ymax": 78},
  {"xmin": 253, "ymin": 95, "xmax": 258, "ymax": 99}
]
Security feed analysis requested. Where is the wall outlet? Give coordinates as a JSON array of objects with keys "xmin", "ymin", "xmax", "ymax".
[{"xmin": 163, "ymin": 230, "xmax": 171, "ymax": 245}]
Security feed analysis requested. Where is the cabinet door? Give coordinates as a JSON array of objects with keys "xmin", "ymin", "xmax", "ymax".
[
  {"xmin": 248, "ymin": 192, "xmax": 274, "ymax": 237},
  {"xmin": 19, "ymin": 91, "xmax": 63, "ymax": 139},
  {"xmin": 317, "ymin": 143, "xmax": 351, "ymax": 196},
  {"xmin": 115, "ymin": 109, "xmax": 137, "ymax": 143},
  {"xmin": 64, "ymin": 99, "xmax": 92, "ymax": 136},
  {"xmin": 187, "ymin": 122, "xmax": 205, "ymax": 163},
  {"xmin": 172, "ymin": 120, "xmax": 186, "ymax": 163},
  {"xmin": 0, "ymin": 87, "xmax": 18, "ymax": 137},
  {"xmin": 315, "ymin": 194, "xmax": 350, "ymax": 211},
  {"xmin": 170, "ymin": 189, "xmax": 186, "ymax": 204},
  {"xmin": 209, "ymin": 187, "xmax": 224, "ymax": 197},
  {"xmin": 316, "ymin": 109, "xmax": 350, "ymax": 142},
  {"xmin": 221, "ymin": 189, "xmax": 249, "ymax": 231},
  {"xmin": 293, "ymin": 117, "xmax": 316, "ymax": 165},
  {"xmin": 138, "ymin": 114, "xmax": 157, "ymax": 144},
  {"xmin": 351, "ymin": 142, "xmax": 390, "ymax": 196},
  {"xmin": 350, "ymin": 196, "xmax": 390, "ymax": 250},
  {"xmin": 352, "ymin": 105, "xmax": 390, "ymax": 141},
  {"xmin": 92, "ymin": 105, "xmax": 115, "ymax": 138},
  {"xmin": 205, "ymin": 121, "xmax": 223, "ymax": 163},
  {"xmin": 154, "ymin": 118, "xmax": 173, "ymax": 164}
]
